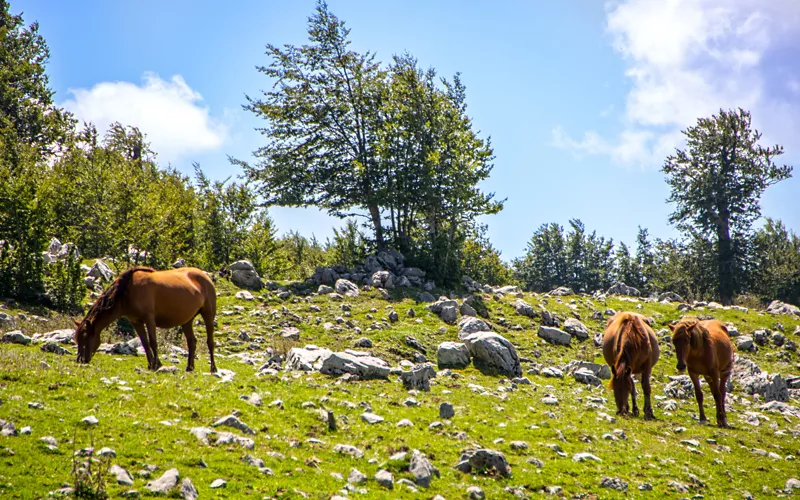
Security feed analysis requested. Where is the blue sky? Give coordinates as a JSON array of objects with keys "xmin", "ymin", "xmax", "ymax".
[{"xmin": 20, "ymin": 0, "xmax": 800, "ymax": 259}]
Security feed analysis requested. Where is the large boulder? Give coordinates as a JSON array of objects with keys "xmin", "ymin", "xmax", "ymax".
[
  {"xmin": 767, "ymin": 300, "xmax": 800, "ymax": 317},
  {"xmin": 1, "ymin": 330, "xmax": 31, "ymax": 345},
  {"xmin": 371, "ymin": 271, "xmax": 395, "ymax": 289},
  {"xmin": 430, "ymin": 299, "xmax": 459, "ymax": 325},
  {"xmin": 409, "ymin": 450, "xmax": 440, "ymax": 488},
  {"xmin": 437, "ymin": 342, "xmax": 471, "ymax": 369},
  {"xmin": 462, "ymin": 332, "xmax": 521, "ymax": 377},
  {"xmin": 87, "ymin": 259, "xmax": 114, "ymax": 281},
  {"xmin": 285, "ymin": 345, "xmax": 333, "ymax": 371},
  {"xmin": 458, "ymin": 316, "xmax": 491, "ymax": 338},
  {"xmin": 229, "ymin": 261, "xmax": 263, "ymax": 290},
  {"xmin": 320, "ymin": 351, "xmax": 391, "ymax": 379},
  {"xmin": 312, "ymin": 267, "xmax": 339, "ymax": 285},
  {"xmin": 335, "ymin": 279, "xmax": 360, "ymax": 298},
  {"xmin": 512, "ymin": 299, "xmax": 537, "ymax": 318},
  {"xmin": 538, "ymin": 326, "xmax": 571, "ymax": 346},
  {"xmin": 563, "ymin": 318, "xmax": 589, "ymax": 341},
  {"xmin": 606, "ymin": 283, "xmax": 640, "ymax": 297}
]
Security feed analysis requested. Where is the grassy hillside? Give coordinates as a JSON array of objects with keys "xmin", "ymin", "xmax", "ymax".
[{"xmin": 1, "ymin": 278, "xmax": 800, "ymax": 499}]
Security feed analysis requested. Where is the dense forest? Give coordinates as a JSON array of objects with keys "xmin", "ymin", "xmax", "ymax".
[{"xmin": 0, "ymin": 0, "xmax": 798, "ymax": 312}]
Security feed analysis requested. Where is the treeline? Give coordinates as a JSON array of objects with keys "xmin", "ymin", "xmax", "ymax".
[
  {"xmin": 1, "ymin": 0, "xmax": 798, "ymax": 312},
  {"xmin": 511, "ymin": 219, "xmax": 800, "ymax": 305}
]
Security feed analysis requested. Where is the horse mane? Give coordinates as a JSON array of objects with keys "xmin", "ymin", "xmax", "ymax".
[
  {"xmin": 613, "ymin": 313, "xmax": 648, "ymax": 376},
  {"xmin": 672, "ymin": 317, "xmax": 707, "ymax": 349},
  {"xmin": 84, "ymin": 267, "xmax": 154, "ymax": 324}
]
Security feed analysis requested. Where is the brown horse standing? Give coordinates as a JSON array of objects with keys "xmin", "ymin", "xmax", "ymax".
[
  {"xmin": 74, "ymin": 267, "xmax": 217, "ymax": 373},
  {"xmin": 603, "ymin": 312, "xmax": 660, "ymax": 418},
  {"xmin": 669, "ymin": 318, "xmax": 733, "ymax": 427}
]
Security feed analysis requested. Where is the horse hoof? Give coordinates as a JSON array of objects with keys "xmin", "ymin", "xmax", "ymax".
[
  {"xmin": 644, "ymin": 412, "xmax": 655, "ymax": 421},
  {"xmin": 631, "ymin": 409, "xmax": 639, "ymax": 417}
]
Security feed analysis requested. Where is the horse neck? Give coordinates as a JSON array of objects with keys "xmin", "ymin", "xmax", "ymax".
[{"xmin": 90, "ymin": 304, "xmax": 122, "ymax": 334}]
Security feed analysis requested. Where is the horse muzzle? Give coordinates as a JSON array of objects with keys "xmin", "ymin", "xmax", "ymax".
[{"xmin": 676, "ymin": 362, "xmax": 686, "ymax": 372}]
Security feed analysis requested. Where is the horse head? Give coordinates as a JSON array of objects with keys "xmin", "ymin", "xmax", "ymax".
[
  {"xmin": 73, "ymin": 318, "xmax": 101, "ymax": 364},
  {"xmin": 669, "ymin": 319, "xmax": 705, "ymax": 372}
]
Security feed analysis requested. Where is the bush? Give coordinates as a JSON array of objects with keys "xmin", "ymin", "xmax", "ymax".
[{"xmin": 44, "ymin": 247, "xmax": 85, "ymax": 312}]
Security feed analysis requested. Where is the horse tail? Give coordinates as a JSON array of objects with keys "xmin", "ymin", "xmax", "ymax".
[{"xmin": 612, "ymin": 312, "xmax": 635, "ymax": 380}]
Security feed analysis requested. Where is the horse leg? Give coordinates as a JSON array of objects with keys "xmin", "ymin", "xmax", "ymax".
[
  {"xmin": 719, "ymin": 369, "xmax": 731, "ymax": 428},
  {"xmin": 182, "ymin": 320, "xmax": 197, "ymax": 372},
  {"xmin": 642, "ymin": 367, "xmax": 654, "ymax": 420},
  {"xmin": 629, "ymin": 374, "xmax": 639, "ymax": 417},
  {"xmin": 689, "ymin": 372, "xmax": 706, "ymax": 424},
  {"xmin": 200, "ymin": 307, "xmax": 217, "ymax": 373},
  {"xmin": 132, "ymin": 322, "xmax": 154, "ymax": 370},
  {"xmin": 705, "ymin": 374, "xmax": 726, "ymax": 428},
  {"xmin": 145, "ymin": 318, "xmax": 162, "ymax": 371}
]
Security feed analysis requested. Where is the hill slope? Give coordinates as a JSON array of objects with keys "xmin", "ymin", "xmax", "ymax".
[{"xmin": 1, "ymin": 278, "xmax": 800, "ymax": 499}]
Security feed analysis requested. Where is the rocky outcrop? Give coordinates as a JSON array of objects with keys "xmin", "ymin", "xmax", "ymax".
[{"xmin": 606, "ymin": 283, "xmax": 640, "ymax": 297}]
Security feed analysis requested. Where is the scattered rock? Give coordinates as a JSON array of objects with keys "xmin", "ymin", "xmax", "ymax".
[
  {"xmin": 81, "ymin": 415, "xmax": 99, "ymax": 426},
  {"xmin": 210, "ymin": 479, "xmax": 226, "ymax": 489},
  {"xmin": 462, "ymin": 331, "xmax": 522, "ymax": 377},
  {"xmin": 320, "ymin": 351, "xmax": 391, "ymax": 379},
  {"xmin": 512, "ymin": 299, "xmax": 538, "ymax": 318},
  {"xmin": 335, "ymin": 279, "xmax": 360, "ymax": 297},
  {"xmin": 600, "ymin": 477, "xmax": 628, "ymax": 491},
  {"xmin": 537, "ymin": 326, "xmax": 571, "ymax": 346},
  {"xmin": 400, "ymin": 363, "xmax": 436, "ymax": 391},
  {"xmin": 467, "ymin": 486, "xmax": 485, "ymax": 499},
  {"xmin": 180, "ymin": 478, "xmax": 198, "ymax": 500},
  {"xmin": 1, "ymin": 330, "xmax": 31, "ymax": 345},
  {"xmin": 409, "ymin": 450, "xmax": 440, "ymax": 488},
  {"xmin": 454, "ymin": 449, "xmax": 511, "ymax": 477},
  {"xmin": 212, "ymin": 415, "xmax": 255, "ymax": 435},
  {"xmin": 440, "ymin": 402, "xmax": 455, "ymax": 419},
  {"xmin": 563, "ymin": 318, "xmax": 589, "ymax": 341},
  {"xmin": 348, "ymin": 468, "xmax": 367, "ymax": 484},
  {"xmin": 375, "ymin": 469, "xmax": 394, "ymax": 489},
  {"xmin": 145, "ymin": 468, "xmax": 179, "ymax": 494},
  {"xmin": 437, "ymin": 342, "xmax": 470, "ymax": 369},
  {"xmin": 110, "ymin": 465, "xmax": 134, "ymax": 486}
]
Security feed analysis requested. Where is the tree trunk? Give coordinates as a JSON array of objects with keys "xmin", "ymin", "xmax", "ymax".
[
  {"xmin": 368, "ymin": 203, "xmax": 385, "ymax": 250},
  {"xmin": 717, "ymin": 215, "xmax": 734, "ymax": 305}
]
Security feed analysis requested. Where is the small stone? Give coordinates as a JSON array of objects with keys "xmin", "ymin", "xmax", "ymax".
[
  {"xmin": 210, "ymin": 479, "xmax": 226, "ymax": 489},
  {"xmin": 361, "ymin": 412, "xmax": 384, "ymax": 424},
  {"xmin": 145, "ymin": 468, "xmax": 180, "ymax": 494},
  {"xmin": 180, "ymin": 478, "xmax": 198, "ymax": 500},
  {"xmin": 467, "ymin": 485, "xmax": 485, "ymax": 499},
  {"xmin": 110, "ymin": 465, "xmax": 134, "ymax": 486},
  {"xmin": 439, "ymin": 402, "xmax": 455, "ymax": 419},
  {"xmin": 82, "ymin": 415, "xmax": 99, "ymax": 426},
  {"xmin": 375, "ymin": 469, "xmax": 394, "ymax": 489},
  {"xmin": 573, "ymin": 452, "xmax": 601, "ymax": 462},
  {"xmin": 348, "ymin": 468, "xmax": 367, "ymax": 484}
]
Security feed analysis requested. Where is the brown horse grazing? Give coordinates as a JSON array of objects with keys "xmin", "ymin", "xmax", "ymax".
[
  {"xmin": 669, "ymin": 318, "xmax": 733, "ymax": 427},
  {"xmin": 603, "ymin": 312, "xmax": 660, "ymax": 418},
  {"xmin": 74, "ymin": 267, "xmax": 217, "ymax": 373}
]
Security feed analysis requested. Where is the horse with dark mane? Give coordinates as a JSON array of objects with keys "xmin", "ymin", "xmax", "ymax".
[
  {"xmin": 603, "ymin": 312, "xmax": 660, "ymax": 418},
  {"xmin": 74, "ymin": 267, "xmax": 217, "ymax": 372},
  {"xmin": 669, "ymin": 317, "xmax": 733, "ymax": 427}
]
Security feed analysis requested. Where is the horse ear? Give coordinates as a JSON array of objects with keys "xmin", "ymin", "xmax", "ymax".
[
  {"xmin": 667, "ymin": 323, "xmax": 675, "ymax": 332},
  {"xmin": 73, "ymin": 318, "xmax": 81, "ymax": 327}
]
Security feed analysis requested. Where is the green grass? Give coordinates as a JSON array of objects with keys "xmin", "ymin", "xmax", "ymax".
[{"xmin": 1, "ymin": 280, "xmax": 800, "ymax": 498}]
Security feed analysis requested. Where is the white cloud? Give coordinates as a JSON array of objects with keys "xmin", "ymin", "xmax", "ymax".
[
  {"xmin": 554, "ymin": 0, "xmax": 800, "ymax": 167},
  {"xmin": 61, "ymin": 73, "xmax": 228, "ymax": 163}
]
